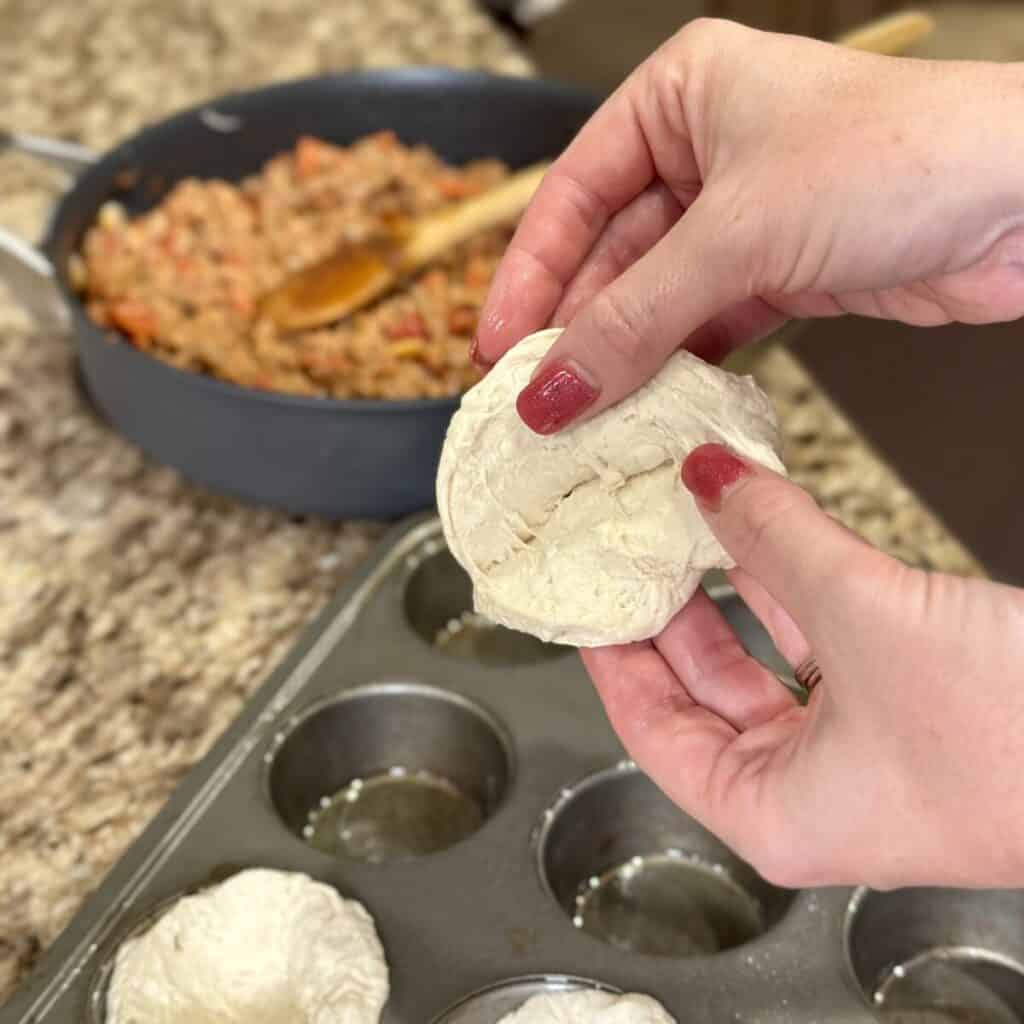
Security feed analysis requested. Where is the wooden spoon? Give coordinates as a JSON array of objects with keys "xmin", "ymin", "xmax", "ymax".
[
  {"xmin": 835, "ymin": 9, "xmax": 934, "ymax": 54},
  {"xmin": 261, "ymin": 9, "xmax": 934, "ymax": 332},
  {"xmin": 260, "ymin": 161, "xmax": 549, "ymax": 332}
]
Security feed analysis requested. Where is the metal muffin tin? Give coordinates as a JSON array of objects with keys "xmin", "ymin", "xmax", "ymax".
[{"xmin": 5, "ymin": 513, "xmax": 1024, "ymax": 1024}]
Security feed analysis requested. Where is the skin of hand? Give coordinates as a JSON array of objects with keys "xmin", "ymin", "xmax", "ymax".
[
  {"xmin": 473, "ymin": 19, "xmax": 1024, "ymax": 432},
  {"xmin": 471, "ymin": 21, "xmax": 1024, "ymax": 887},
  {"xmin": 589, "ymin": 442, "xmax": 1024, "ymax": 890}
]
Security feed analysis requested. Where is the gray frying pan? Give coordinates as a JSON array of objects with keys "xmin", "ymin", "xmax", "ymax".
[{"xmin": 0, "ymin": 70, "xmax": 597, "ymax": 519}]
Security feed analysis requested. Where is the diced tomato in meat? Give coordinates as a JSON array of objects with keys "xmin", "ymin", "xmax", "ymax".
[
  {"xmin": 368, "ymin": 130, "xmax": 398, "ymax": 150},
  {"xmin": 463, "ymin": 260, "xmax": 491, "ymax": 288},
  {"xmin": 226, "ymin": 282, "xmax": 254, "ymax": 318},
  {"xmin": 160, "ymin": 228, "xmax": 184, "ymax": 257},
  {"xmin": 421, "ymin": 269, "xmax": 447, "ymax": 294},
  {"xmin": 109, "ymin": 300, "xmax": 158, "ymax": 346},
  {"xmin": 436, "ymin": 175, "xmax": 479, "ymax": 199},
  {"xmin": 295, "ymin": 136, "xmax": 337, "ymax": 178},
  {"xmin": 385, "ymin": 311, "xmax": 427, "ymax": 339},
  {"xmin": 301, "ymin": 351, "xmax": 350, "ymax": 375},
  {"xmin": 448, "ymin": 306, "xmax": 477, "ymax": 334}
]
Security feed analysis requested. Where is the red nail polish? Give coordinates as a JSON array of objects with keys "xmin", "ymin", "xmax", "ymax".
[
  {"xmin": 516, "ymin": 361, "xmax": 599, "ymax": 435},
  {"xmin": 469, "ymin": 336, "xmax": 491, "ymax": 369},
  {"xmin": 681, "ymin": 443, "xmax": 750, "ymax": 511}
]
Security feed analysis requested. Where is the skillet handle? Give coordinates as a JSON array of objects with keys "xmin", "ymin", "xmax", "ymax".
[
  {"xmin": 0, "ymin": 226, "xmax": 69, "ymax": 331},
  {"xmin": 0, "ymin": 130, "xmax": 95, "ymax": 179},
  {"xmin": 0, "ymin": 131, "xmax": 94, "ymax": 329}
]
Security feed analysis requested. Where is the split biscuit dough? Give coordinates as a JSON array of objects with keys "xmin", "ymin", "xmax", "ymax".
[
  {"xmin": 437, "ymin": 328, "xmax": 786, "ymax": 647},
  {"xmin": 496, "ymin": 988, "xmax": 677, "ymax": 1024},
  {"xmin": 106, "ymin": 868, "xmax": 388, "ymax": 1024}
]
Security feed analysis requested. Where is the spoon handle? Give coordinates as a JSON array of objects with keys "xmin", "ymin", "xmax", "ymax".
[
  {"xmin": 401, "ymin": 162, "xmax": 550, "ymax": 271},
  {"xmin": 835, "ymin": 10, "xmax": 935, "ymax": 55}
]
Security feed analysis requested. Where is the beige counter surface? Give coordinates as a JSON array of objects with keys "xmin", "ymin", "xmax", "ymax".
[{"xmin": 0, "ymin": 0, "xmax": 984, "ymax": 1006}]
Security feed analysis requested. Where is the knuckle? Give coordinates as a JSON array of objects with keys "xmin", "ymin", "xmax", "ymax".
[
  {"xmin": 665, "ymin": 17, "xmax": 754, "ymax": 79},
  {"xmin": 550, "ymin": 172, "xmax": 612, "ymax": 238},
  {"xmin": 603, "ymin": 222, "xmax": 651, "ymax": 277},
  {"xmin": 585, "ymin": 288, "xmax": 650, "ymax": 367},
  {"xmin": 671, "ymin": 16, "xmax": 733, "ymax": 55},
  {"xmin": 656, "ymin": 18, "xmax": 731, "ymax": 143},
  {"xmin": 730, "ymin": 480, "xmax": 808, "ymax": 567}
]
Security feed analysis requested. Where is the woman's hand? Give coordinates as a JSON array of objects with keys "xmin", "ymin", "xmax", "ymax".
[
  {"xmin": 584, "ymin": 442, "xmax": 1024, "ymax": 890},
  {"xmin": 475, "ymin": 19, "xmax": 1024, "ymax": 433}
]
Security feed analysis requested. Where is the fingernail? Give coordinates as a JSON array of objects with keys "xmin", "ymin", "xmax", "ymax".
[
  {"xmin": 469, "ymin": 336, "xmax": 492, "ymax": 369},
  {"xmin": 516, "ymin": 360, "xmax": 599, "ymax": 435},
  {"xmin": 681, "ymin": 443, "xmax": 750, "ymax": 512}
]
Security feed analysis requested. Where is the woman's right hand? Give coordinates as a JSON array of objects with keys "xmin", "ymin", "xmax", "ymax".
[{"xmin": 474, "ymin": 19, "xmax": 1024, "ymax": 433}]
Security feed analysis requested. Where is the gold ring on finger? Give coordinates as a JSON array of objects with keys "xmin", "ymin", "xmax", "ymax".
[{"xmin": 794, "ymin": 656, "xmax": 823, "ymax": 695}]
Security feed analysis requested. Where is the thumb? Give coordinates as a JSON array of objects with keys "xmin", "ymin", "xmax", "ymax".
[
  {"xmin": 515, "ymin": 192, "xmax": 746, "ymax": 435},
  {"xmin": 681, "ymin": 442, "xmax": 885, "ymax": 626}
]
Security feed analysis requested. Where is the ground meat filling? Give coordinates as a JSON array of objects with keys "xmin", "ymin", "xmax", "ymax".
[{"xmin": 76, "ymin": 132, "xmax": 508, "ymax": 399}]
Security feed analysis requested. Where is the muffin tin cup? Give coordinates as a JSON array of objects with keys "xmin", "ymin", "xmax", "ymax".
[
  {"xmin": 266, "ymin": 682, "xmax": 514, "ymax": 863},
  {"xmin": 86, "ymin": 893, "xmax": 180, "ymax": 1024},
  {"xmin": 3, "ymin": 513, "xmax": 1012, "ymax": 1024},
  {"xmin": 430, "ymin": 975, "xmax": 622, "ymax": 1024},
  {"xmin": 84, "ymin": 873, "xmax": 245, "ymax": 1024},
  {"xmin": 845, "ymin": 886, "xmax": 1024, "ymax": 1021},
  {"xmin": 403, "ymin": 539, "xmax": 570, "ymax": 666},
  {"xmin": 533, "ymin": 762, "xmax": 794, "ymax": 959}
]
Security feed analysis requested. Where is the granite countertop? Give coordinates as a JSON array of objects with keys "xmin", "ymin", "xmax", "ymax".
[{"xmin": 0, "ymin": 0, "xmax": 985, "ymax": 1006}]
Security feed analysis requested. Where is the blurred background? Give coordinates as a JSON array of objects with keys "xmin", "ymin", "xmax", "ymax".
[{"xmin": 487, "ymin": 1, "xmax": 1024, "ymax": 90}]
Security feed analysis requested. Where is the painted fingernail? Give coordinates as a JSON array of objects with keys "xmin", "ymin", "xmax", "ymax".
[
  {"xmin": 516, "ymin": 360, "xmax": 599, "ymax": 435},
  {"xmin": 469, "ymin": 336, "xmax": 492, "ymax": 369},
  {"xmin": 681, "ymin": 443, "xmax": 750, "ymax": 512}
]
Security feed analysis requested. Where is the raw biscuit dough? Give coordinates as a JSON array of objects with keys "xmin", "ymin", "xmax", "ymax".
[
  {"xmin": 106, "ymin": 868, "xmax": 388, "ymax": 1024},
  {"xmin": 497, "ymin": 989, "xmax": 677, "ymax": 1024},
  {"xmin": 436, "ymin": 328, "xmax": 785, "ymax": 647}
]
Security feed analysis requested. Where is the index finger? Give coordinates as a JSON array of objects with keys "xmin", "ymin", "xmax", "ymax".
[{"xmin": 475, "ymin": 65, "xmax": 699, "ymax": 363}]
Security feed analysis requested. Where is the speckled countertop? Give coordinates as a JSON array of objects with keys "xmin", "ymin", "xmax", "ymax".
[{"xmin": 0, "ymin": 0, "xmax": 987, "ymax": 1006}]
